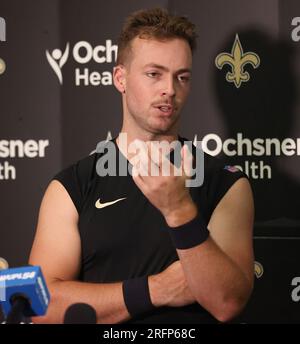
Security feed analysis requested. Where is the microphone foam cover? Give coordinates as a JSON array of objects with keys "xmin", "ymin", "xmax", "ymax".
[{"xmin": 63, "ymin": 303, "xmax": 97, "ymax": 324}]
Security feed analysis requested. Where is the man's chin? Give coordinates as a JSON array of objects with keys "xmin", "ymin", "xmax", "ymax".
[
  {"xmin": 147, "ymin": 124, "xmax": 174, "ymax": 135},
  {"xmin": 148, "ymin": 118, "xmax": 178, "ymax": 135}
]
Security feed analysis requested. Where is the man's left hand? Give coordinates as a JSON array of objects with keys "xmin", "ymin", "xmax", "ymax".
[{"xmin": 130, "ymin": 142, "xmax": 198, "ymax": 227}]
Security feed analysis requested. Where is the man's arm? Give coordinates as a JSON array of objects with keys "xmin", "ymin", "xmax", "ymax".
[
  {"xmin": 29, "ymin": 180, "xmax": 195, "ymax": 323},
  {"xmin": 169, "ymin": 177, "xmax": 254, "ymax": 322},
  {"xmin": 29, "ymin": 180, "xmax": 130, "ymax": 324},
  {"xmin": 131, "ymin": 145, "xmax": 254, "ymax": 322}
]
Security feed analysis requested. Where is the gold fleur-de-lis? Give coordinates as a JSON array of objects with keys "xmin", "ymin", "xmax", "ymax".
[
  {"xmin": 215, "ymin": 34, "xmax": 260, "ymax": 88},
  {"xmin": 254, "ymin": 261, "xmax": 264, "ymax": 279}
]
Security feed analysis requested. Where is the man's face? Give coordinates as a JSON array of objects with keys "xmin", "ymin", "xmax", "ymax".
[{"xmin": 121, "ymin": 37, "xmax": 192, "ymax": 135}]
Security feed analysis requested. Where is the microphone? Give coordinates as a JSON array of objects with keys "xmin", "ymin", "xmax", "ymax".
[
  {"xmin": 63, "ymin": 303, "xmax": 97, "ymax": 324},
  {"xmin": 0, "ymin": 266, "xmax": 50, "ymax": 324}
]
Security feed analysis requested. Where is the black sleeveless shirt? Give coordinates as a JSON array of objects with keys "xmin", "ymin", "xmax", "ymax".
[{"xmin": 53, "ymin": 137, "xmax": 247, "ymax": 323}]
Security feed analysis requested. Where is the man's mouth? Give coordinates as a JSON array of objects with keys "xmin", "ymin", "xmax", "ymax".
[{"xmin": 155, "ymin": 104, "xmax": 174, "ymax": 115}]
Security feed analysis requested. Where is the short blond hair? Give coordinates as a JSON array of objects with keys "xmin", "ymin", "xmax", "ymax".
[{"xmin": 117, "ymin": 7, "xmax": 197, "ymax": 64}]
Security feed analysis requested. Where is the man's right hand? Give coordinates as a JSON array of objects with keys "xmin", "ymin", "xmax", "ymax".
[{"xmin": 148, "ymin": 260, "xmax": 196, "ymax": 308}]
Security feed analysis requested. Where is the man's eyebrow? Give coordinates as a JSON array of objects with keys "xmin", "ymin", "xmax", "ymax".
[{"xmin": 143, "ymin": 63, "xmax": 191, "ymax": 74}]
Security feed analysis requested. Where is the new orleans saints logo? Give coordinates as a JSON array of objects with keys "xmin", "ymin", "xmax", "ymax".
[
  {"xmin": 254, "ymin": 261, "xmax": 264, "ymax": 279},
  {"xmin": 215, "ymin": 34, "xmax": 260, "ymax": 88}
]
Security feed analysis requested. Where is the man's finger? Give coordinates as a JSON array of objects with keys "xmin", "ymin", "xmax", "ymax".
[{"xmin": 181, "ymin": 144, "xmax": 193, "ymax": 177}]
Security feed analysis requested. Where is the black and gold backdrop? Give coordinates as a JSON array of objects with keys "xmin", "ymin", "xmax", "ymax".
[{"xmin": 0, "ymin": 0, "xmax": 299, "ymax": 323}]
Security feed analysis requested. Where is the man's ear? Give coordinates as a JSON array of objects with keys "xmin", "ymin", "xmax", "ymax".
[{"xmin": 113, "ymin": 65, "xmax": 126, "ymax": 93}]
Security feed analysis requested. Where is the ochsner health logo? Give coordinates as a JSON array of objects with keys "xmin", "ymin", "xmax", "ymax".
[
  {"xmin": 0, "ymin": 16, "xmax": 6, "ymax": 76},
  {"xmin": 46, "ymin": 40, "xmax": 117, "ymax": 86},
  {"xmin": 0, "ymin": 17, "xmax": 5, "ymax": 42},
  {"xmin": 46, "ymin": 43, "xmax": 70, "ymax": 84}
]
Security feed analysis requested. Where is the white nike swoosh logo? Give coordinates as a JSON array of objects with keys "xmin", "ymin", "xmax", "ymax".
[{"xmin": 95, "ymin": 197, "xmax": 126, "ymax": 209}]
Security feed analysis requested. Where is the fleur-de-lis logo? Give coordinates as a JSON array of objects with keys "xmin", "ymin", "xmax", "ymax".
[
  {"xmin": 215, "ymin": 34, "xmax": 260, "ymax": 88},
  {"xmin": 254, "ymin": 261, "xmax": 264, "ymax": 279}
]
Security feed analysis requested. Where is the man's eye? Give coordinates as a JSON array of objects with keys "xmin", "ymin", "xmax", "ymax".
[
  {"xmin": 146, "ymin": 72, "xmax": 160, "ymax": 78},
  {"xmin": 178, "ymin": 75, "xmax": 191, "ymax": 82}
]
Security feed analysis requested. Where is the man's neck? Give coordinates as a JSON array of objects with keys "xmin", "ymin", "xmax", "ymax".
[{"xmin": 117, "ymin": 131, "xmax": 178, "ymax": 144}]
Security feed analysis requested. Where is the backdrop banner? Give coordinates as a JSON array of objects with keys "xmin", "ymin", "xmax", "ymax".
[{"xmin": 1, "ymin": 0, "xmax": 299, "ymax": 323}]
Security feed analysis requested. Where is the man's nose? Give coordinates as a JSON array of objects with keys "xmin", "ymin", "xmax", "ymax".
[{"xmin": 161, "ymin": 76, "xmax": 176, "ymax": 97}]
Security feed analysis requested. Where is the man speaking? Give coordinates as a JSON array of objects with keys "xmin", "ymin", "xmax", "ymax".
[{"xmin": 29, "ymin": 7, "xmax": 254, "ymax": 324}]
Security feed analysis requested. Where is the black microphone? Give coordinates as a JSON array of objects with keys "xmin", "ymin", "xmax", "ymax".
[
  {"xmin": 63, "ymin": 303, "xmax": 97, "ymax": 324},
  {"xmin": 5, "ymin": 294, "xmax": 31, "ymax": 324}
]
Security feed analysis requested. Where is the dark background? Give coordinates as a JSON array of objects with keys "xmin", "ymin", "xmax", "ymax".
[{"xmin": 1, "ymin": 0, "xmax": 300, "ymax": 323}]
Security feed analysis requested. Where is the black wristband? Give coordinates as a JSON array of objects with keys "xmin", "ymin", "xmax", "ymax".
[
  {"xmin": 167, "ymin": 212, "xmax": 209, "ymax": 249},
  {"xmin": 122, "ymin": 276, "xmax": 155, "ymax": 318}
]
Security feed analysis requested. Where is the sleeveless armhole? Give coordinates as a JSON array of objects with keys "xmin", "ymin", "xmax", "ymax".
[
  {"xmin": 52, "ymin": 154, "xmax": 98, "ymax": 215},
  {"xmin": 208, "ymin": 165, "xmax": 249, "ymax": 214},
  {"xmin": 52, "ymin": 164, "xmax": 82, "ymax": 214}
]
